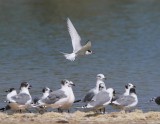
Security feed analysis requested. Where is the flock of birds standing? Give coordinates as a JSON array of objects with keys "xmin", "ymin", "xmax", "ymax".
[
  {"xmin": 0, "ymin": 74, "xmax": 138, "ymax": 114},
  {"xmin": 0, "ymin": 18, "xmax": 158, "ymax": 114}
]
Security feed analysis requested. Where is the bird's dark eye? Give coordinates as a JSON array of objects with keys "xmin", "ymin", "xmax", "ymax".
[{"xmin": 88, "ymin": 50, "xmax": 91, "ymax": 52}]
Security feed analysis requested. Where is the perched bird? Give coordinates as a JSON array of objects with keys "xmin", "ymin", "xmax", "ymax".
[
  {"xmin": 61, "ymin": 18, "xmax": 92, "ymax": 61},
  {"xmin": 32, "ymin": 87, "xmax": 52, "ymax": 114},
  {"xmin": 5, "ymin": 88, "xmax": 17, "ymax": 103},
  {"xmin": 74, "ymin": 74, "xmax": 106, "ymax": 104},
  {"xmin": 0, "ymin": 82, "xmax": 32, "ymax": 112},
  {"xmin": 111, "ymin": 88, "xmax": 138, "ymax": 112},
  {"xmin": 36, "ymin": 80, "xmax": 75, "ymax": 113},
  {"xmin": 112, "ymin": 83, "xmax": 136, "ymax": 101},
  {"xmin": 33, "ymin": 87, "xmax": 52, "ymax": 104},
  {"xmin": 79, "ymin": 83, "xmax": 115, "ymax": 114}
]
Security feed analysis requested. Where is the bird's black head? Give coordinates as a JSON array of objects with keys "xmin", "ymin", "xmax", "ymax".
[
  {"xmin": 42, "ymin": 87, "xmax": 52, "ymax": 93},
  {"xmin": 20, "ymin": 82, "xmax": 32, "ymax": 89},
  {"xmin": 130, "ymin": 88, "xmax": 136, "ymax": 94},
  {"xmin": 61, "ymin": 80, "xmax": 67, "ymax": 85},
  {"xmin": 85, "ymin": 50, "xmax": 92, "ymax": 55},
  {"xmin": 5, "ymin": 88, "xmax": 15, "ymax": 93},
  {"xmin": 125, "ymin": 85, "xmax": 128, "ymax": 89}
]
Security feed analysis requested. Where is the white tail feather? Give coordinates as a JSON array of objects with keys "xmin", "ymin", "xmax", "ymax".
[{"xmin": 60, "ymin": 52, "xmax": 76, "ymax": 61}]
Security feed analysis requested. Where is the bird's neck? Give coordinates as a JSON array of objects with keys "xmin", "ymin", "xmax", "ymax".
[
  {"xmin": 123, "ymin": 89, "xmax": 130, "ymax": 96},
  {"xmin": 130, "ymin": 93, "xmax": 137, "ymax": 98},
  {"xmin": 61, "ymin": 85, "xmax": 74, "ymax": 95},
  {"xmin": 42, "ymin": 92, "xmax": 49, "ymax": 99},
  {"xmin": 96, "ymin": 80, "xmax": 105, "ymax": 89},
  {"xmin": 20, "ymin": 87, "xmax": 30, "ymax": 95}
]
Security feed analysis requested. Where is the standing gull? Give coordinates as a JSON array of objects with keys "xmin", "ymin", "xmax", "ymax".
[
  {"xmin": 0, "ymin": 82, "xmax": 32, "ymax": 112},
  {"xmin": 61, "ymin": 18, "xmax": 92, "ymax": 61},
  {"xmin": 36, "ymin": 79, "xmax": 75, "ymax": 113},
  {"xmin": 112, "ymin": 83, "xmax": 136, "ymax": 101},
  {"xmin": 74, "ymin": 74, "xmax": 106, "ymax": 104},
  {"xmin": 33, "ymin": 87, "xmax": 52, "ymax": 104},
  {"xmin": 79, "ymin": 83, "xmax": 115, "ymax": 114},
  {"xmin": 112, "ymin": 88, "xmax": 138, "ymax": 112}
]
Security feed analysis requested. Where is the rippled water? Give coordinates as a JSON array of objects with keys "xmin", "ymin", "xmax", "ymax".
[{"xmin": 0, "ymin": 0, "xmax": 160, "ymax": 112}]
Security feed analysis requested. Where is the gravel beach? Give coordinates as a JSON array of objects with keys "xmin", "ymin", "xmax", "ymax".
[{"xmin": 0, "ymin": 110, "xmax": 160, "ymax": 124}]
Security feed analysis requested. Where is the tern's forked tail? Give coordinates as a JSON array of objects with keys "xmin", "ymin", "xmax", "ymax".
[{"xmin": 60, "ymin": 52, "xmax": 76, "ymax": 61}]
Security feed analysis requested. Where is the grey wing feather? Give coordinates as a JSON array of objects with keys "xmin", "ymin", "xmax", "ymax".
[
  {"xmin": 43, "ymin": 90, "xmax": 67, "ymax": 104},
  {"xmin": 67, "ymin": 18, "xmax": 82, "ymax": 53},
  {"xmin": 76, "ymin": 41, "xmax": 91, "ymax": 55},
  {"xmin": 82, "ymin": 90, "xmax": 96, "ymax": 102},
  {"xmin": 11, "ymin": 93, "xmax": 30, "ymax": 104},
  {"xmin": 90, "ymin": 91, "xmax": 110, "ymax": 107},
  {"xmin": 115, "ymin": 95, "xmax": 135, "ymax": 106},
  {"xmin": 112, "ymin": 94, "xmax": 123, "ymax": 101}
]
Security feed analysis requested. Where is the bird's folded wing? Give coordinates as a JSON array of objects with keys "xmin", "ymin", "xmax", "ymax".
[
  {"xmin": 82, "ymin": 90, "xmax": 95, "ymax": 102},
  {"xmin": 90, "ymin": 91, "xmax": 110, "ymax": 107},
  {"xmin": 114, "ymin": 95, "xmax": 135, "ymax": 106},
  {"xmin": 42, "ymin": 90, "xmax": 67, "ymax": 104},
  {"xmin": 11, "ymin": 93, "xmax": 31, "ymax": 105}
]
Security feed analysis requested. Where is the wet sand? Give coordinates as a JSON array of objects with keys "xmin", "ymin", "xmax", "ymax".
[{"xmin": 0, "ymin": 110, "xmax": 160, "ymax": 124}]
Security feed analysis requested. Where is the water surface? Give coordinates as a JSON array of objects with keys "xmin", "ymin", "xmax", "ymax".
[{"xmin": 0, "ymin": 0, "xmax": 160, "ymax": 112}]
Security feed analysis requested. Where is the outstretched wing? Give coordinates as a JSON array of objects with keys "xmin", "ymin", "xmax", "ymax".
[{"xmin": 67, "ymin": 18, "xmax": 82, "ymax": 53}]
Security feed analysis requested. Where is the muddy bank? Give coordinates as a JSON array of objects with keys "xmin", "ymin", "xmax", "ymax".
[{"xmin": 0, "ymin": 110, "xmax": 160, "ymax": 124}]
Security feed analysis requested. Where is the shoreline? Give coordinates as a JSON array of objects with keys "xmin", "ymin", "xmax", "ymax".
[{"xmin": 0, "ymin": 110, "xmax": 160, "ymax": 124}]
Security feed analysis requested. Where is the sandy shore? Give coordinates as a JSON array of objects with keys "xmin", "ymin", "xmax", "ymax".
[{"xmin": 0, "ymin": 110, "xmax": 160, "ymax": 124}]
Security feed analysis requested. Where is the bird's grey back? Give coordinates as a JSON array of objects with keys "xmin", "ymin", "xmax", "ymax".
[
  {"xmin": 89, "ymin": 91, "xmax": 110, "ymax": 107},
  {"xmin": 42, "ymin": 90, "xmax": 67, "ymax": 104},
  {"xmin": 11, "ymin": 93, "xmax": 31, "ymax": 104},
  {"xmin": 112, "ymin": 93, "xmax": 124, "ymax": 101},
  {"xmin": 115, "ymin": 95, "xmax": 135, "ymax": 106}
]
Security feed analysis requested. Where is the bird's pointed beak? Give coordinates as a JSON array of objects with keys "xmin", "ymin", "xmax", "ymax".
[
  {"xmin": 70, "ymin": 81, "xmax": 75, "ymax": 86},
  {"xmin": 28, "ymin": 85, "xmax": 32, "ymax": 89}
]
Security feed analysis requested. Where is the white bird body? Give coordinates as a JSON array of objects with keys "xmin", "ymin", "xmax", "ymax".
[
  {"xmin": 84, "ymin": 87, "xmax": 114, "ymax": 110},
  {"xmin": 82, "ymin": 74, "xmax": 106, "ymax": 103},
  {"xmin": 62, "ymin": 18, "xmax": 92, "ymax": 61},
  {"xmin": 6, "ymin": 88, "xmax": 17, "ymax": 103},
  {"xmin": 37, "ymin": 80, "xmax": 75, "ymax": 112},
  {"xmin": 47, "ymin": 84, "xmax": 75, "ymax": 109},
  {"xmin": 18, "ymin": 87, "xmax": 32, "ymax": 105},
  {"xmin": 1, "ymin": 82, "xmax": 33, "ymax": 112},
  {"xmin": 36, "ymin": 87, "xmax": 52, "ymax": 105},
  {"xmin": 112, "ymin": 88, "xmax": 138, "ymax": 110}
]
